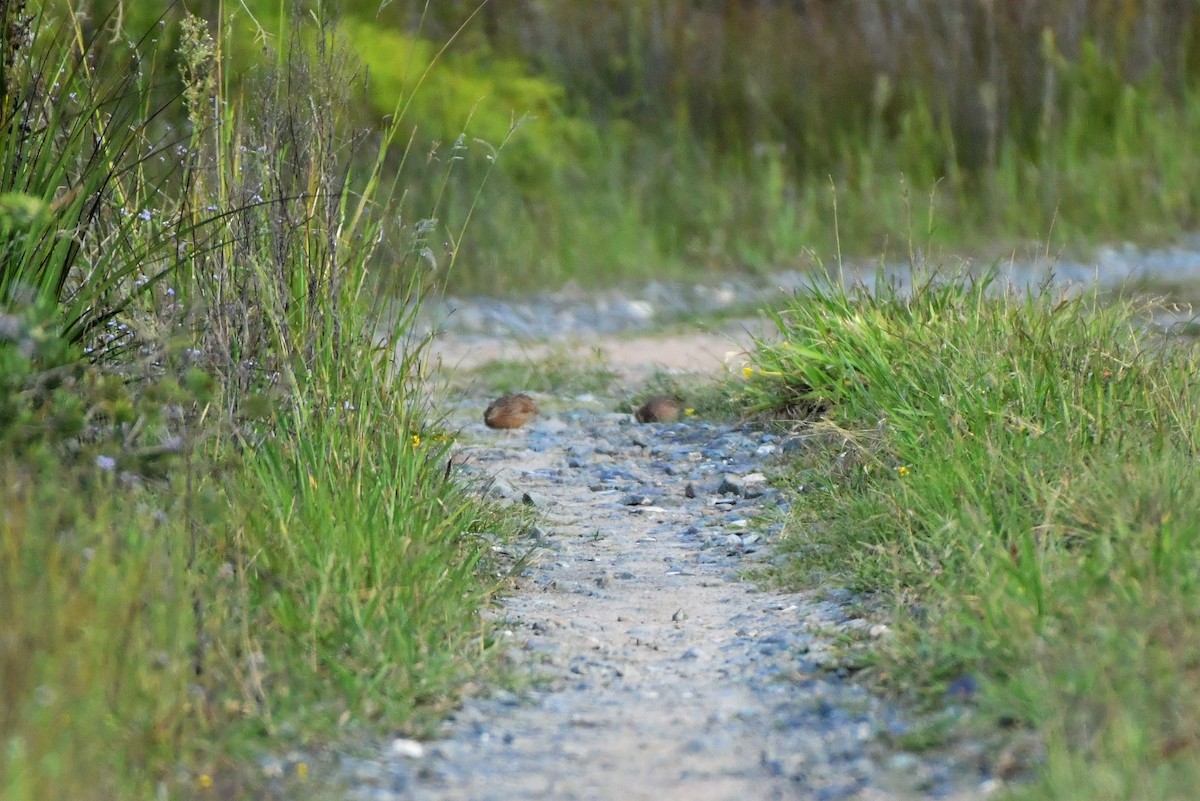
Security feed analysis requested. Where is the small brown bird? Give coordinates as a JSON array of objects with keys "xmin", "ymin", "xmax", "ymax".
[
  {"xmin": 635, "ymin": 395, "xmax": 683, "ymax": 423},
  {"xmin": 484, "ymin": 393, "xmax": 539, "ymax": 429}
]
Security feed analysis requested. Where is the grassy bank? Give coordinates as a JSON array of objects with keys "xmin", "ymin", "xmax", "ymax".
[
  {"xmin": 0, "ymin": 4, "xmax": 513, "ymax": 798},
  {"xmin": 741, "ymin": 267, "xmax": 1200, "ymax": 798}
]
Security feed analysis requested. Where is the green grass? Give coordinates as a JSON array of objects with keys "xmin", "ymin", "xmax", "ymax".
[
  {"xmin": 1, "ymin": 459, "xmax": 195, "ymax": 801},
  {"xmin": 236, "ymin": 355, "xmax": 509, "ymax": 734},
  {"xmin": 463, "ymin": 346, "xmax": 620, "ymax": 397},
  {"xmin": 740, "ymin": 264, "xmax": 1200, "ymax": 797},
  {"xmin": 0, "ymin": 4, "xmax": 518, "ymax": 799}
]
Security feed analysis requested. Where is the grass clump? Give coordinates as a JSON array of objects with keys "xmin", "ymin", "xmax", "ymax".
[
  {"xmin": 0, "ymin": 3, "xmax": 515, "ymax": 799},
  {"xmin": 743, "ymin": 266, "xmax": 1200, "ymax": 797},
  {"xmin": 237, "ymin": 354, "xmax": 505, "ymax": 733}
]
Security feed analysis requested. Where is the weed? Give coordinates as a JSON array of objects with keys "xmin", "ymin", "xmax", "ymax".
[
  {"xmin": 0, "ymin": 3, "xmax": 516, "ymax": 798},
  {"xmin": 745, "ymin": 262, "xmax": 1200, "ymax": 795}
]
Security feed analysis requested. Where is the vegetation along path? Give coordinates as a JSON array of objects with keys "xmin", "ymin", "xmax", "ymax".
[{"xmin": 332, "ymin": 291, "xmax": 1003, "ymax": 800}]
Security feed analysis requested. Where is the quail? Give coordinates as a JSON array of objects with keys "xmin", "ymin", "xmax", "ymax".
[
  {"xmin": 484, "ymin": 393, "xmax": 539, "ymax": 429},
  {"xmin": 635, "ymin": 395, "xmax": 683, "ymax": 423}
]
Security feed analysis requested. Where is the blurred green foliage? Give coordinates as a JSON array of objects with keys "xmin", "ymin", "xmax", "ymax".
[
  {"xmin": 88, "ymin": 0, "xmax": 1200, "ymax": 288},
  {"xmin": 334, "ymin": 2, "xmax": 1200, "ymax": 287},
  {"xmin": 339, "ymin": 18, "xmax": 601, "ymax": 190}
]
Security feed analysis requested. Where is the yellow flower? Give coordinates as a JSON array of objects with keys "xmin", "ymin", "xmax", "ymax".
[
  {"xmin": 743, "ymin": 366, "xmax": 755, "ymax": 378},
  {"xmin": 198, "ymin": 774, "xmax": 213, "ymax": 790},
  {"xmin": 410, "ymin": 434, "xmax": 421, "ymax": 448},
  {"xmin": 296, "ymin": 762, "xmax": 309, "ymax": 780},
  {"xmin": 684, "ymin": 407, "xmax": 695, "ymax": 416},
  {"xmin": 895, "ymin": 465, "xmax": 910, "ymax": 477}
]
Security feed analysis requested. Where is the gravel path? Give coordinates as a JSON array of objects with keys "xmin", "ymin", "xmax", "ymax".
[
  {"xmin": 418, "ymin": 238, "xmax": 1200, "ymax": 346},
  {"xmin": 325, "ymin": 242, "xmax": 1200, "ymax": 799},
  {"xmin": 334, "ymin": 393, "xmax": 998, "ymax": 801}
]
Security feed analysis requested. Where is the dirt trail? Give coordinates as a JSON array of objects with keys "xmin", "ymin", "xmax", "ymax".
[
  {"xmin": 349, "ymin": 321, "xmax": 998, "ymax": 801},
  {"xmin": 426, "ymin": 317, "xmax": 768, "ymax": 382}
]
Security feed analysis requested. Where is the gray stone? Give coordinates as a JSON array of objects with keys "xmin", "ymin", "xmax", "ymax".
[{"xmin": 484, "ymin": 478, "xmax": 517, "ymax": 499}]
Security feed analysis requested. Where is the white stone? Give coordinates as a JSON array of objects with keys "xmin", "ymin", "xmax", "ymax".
[{"xmin": 390, "ymin": 738, "xmax": 425, "ymax": 759}]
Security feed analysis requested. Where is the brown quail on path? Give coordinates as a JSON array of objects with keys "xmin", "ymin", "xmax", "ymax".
[
  {"xmin": 635, "ymin": 395, "xmax": 683, "ymax": 423},
  {"xmin": 484, "ymin": 393, "xmax": 539, "ymax": 429}
]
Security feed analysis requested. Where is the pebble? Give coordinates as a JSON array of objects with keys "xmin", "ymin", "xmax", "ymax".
[
  {"xmin": 484, "ymin": 477, "xmax": 516, "ymax": 500},
  {"xmin": 390, "ymin": 738, "xmax": 425, "ymax": 759}
]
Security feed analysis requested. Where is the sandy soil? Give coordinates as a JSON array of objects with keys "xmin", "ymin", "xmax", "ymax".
[{"xmin": 427, "ymin": 318, "xmax": 773, "ymax": 382}]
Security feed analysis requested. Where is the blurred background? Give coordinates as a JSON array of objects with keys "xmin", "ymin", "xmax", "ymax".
[{"xmin": 116, "ymin": 1, "xmax": 1200, "ymax": 292}]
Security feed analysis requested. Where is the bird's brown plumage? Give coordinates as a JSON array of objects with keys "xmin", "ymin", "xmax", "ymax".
[
  {"xmin": 635, "ymin": 395, "xmax": 683, "ymax": 423},
  {"xmin": 484, "ymin": 393, "xmax": 539, "ymax": 429}
]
